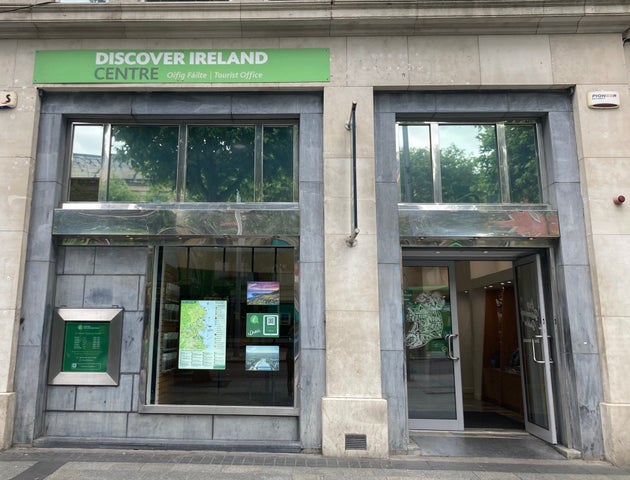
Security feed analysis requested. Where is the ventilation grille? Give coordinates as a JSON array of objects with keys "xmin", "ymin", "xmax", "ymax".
[{"xmin": 345, "ymin": 434, "xmax": 367, "ymax": 451}]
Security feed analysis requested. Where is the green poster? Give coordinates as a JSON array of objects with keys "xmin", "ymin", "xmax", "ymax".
[
  {"xmin": 263, "ymin": 314, "xmax": 279, "ymax": 337},
  {"xmin": 62, "ymin": 322, "xmax": 110, "ymax": 373},
  {"xmin": 246, "ymin": 313, "xmax": 279, "ymax": 338},
  {"xmin": 34, "ymin": 48, "xmax": 330, "ymax": 84},
  {"xmin": 404, "ymin": 288, "xmax": 451, "ymax": 354}
]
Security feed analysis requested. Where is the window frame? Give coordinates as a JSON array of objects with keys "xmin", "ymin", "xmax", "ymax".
[
  {"xmin": 396, "ymin": 120, "xmax": 545, "ymax": 205},
  {"xmin": 142, "ymin": 243, "xmax": 300, "ymax": 416},
  {"xmin": 67, "ymin": 119, "xmax": 300, "ymax": 204}
]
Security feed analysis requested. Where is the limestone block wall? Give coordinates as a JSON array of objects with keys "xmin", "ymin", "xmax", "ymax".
[
  {"xmin": 0, "ymin": 39, "xmax": 39, "ymax": 449},
  {"xmin": 48, "ymin": 247, "xmax": 147, "ymax": 439},
  {"xmin": 47, "ymin": 246, "xmax": 301, "ymax": 444},
  {"xmin": 321, "ymin": 86, "xmax": 388, "ymax": 458},
  {"xmin": 571, "ymin": 38, "xmax": 630, "ymax": 466}
]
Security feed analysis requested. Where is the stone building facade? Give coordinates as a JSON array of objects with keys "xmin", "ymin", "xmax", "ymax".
[{"xmin": 1, "ymin": 0, "xmax": 629, "ymax": 466}]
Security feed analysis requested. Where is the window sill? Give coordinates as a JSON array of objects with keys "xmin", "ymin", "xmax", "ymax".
[
  {"xmin": 139, "ymin": 404, "xmax": 299, "ymax": 416},
  {"xmin": 60, "ymin": 201, "xmax": 298, "ymax": 210}
]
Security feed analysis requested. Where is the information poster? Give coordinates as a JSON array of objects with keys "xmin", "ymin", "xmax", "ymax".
[
  {"xmin": 178, "ymin": 300, "xmax": 227, "ymax": 370},
  {"xmin": 245, "ymin": 345, "xmax": 280, "ymax": 371},
  {"xmin": 62, "ymin": 322, "xmax": 110, "ymax": 373},
  {"xmin": 246, "ymin": 313, "xmax": 280, "ymax": 338},
  {"xmin": 247, "ymin": 282, "xmax": 279, "ymax": 305}
]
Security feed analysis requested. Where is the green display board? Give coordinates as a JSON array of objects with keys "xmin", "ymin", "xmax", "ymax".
[
  {"xmin": 34, "ymin": 48, "xmax": 330, "ymax": 84},
  {"xmin": 62, "ymin": 322, "xmax": 110, "ymax": 373},
  {"xmin": 246, "ymin": 313, "xmax": 280, "ymax": 338}
]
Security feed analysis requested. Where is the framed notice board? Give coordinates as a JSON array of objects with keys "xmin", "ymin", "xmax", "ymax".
[{"xmin": 48, "ymin": 308, "xmax": 123, "ymax": 386}]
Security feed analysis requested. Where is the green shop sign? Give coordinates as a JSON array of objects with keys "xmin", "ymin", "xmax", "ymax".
[{"xmin": 34, "ymin": 48, "xmax": 330, "ymax": 84}]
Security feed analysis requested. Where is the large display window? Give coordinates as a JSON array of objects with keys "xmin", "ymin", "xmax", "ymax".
[{"xmin": 147, "ymin": 245, "xmax": 296, "ymax": 408}]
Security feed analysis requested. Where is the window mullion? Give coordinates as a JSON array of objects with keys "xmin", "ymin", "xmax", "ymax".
[
  {"xmin": 496, "ymin": 123, "xmax": 511, "ymax": 203},
  {"xmin": 147, "ymin": 246, "xmax": 161, "ymax": 404},
  {"xmin": 176, "ymin": 124, "xmax": 188, "ymax": 202},
  {"xmin": 254, "ymin": 124, "xmax": 264, "ymax": 202},
  {"xmin": 99, "ymin": 124, "xmax": 112, "ymax": 202},
  {"xmin": 400, "ymin": 124, "xmax": 412, "ymax": 202},
  {"xmin": 292, "ymin": 125, "xmax": 299, "ymax": 202},
  {"xmin": 535, "ymin": 122, "xmax": 547, "ymax": 203},
  {"xmin": 430, "ymin": 123, "xmax": 442, "ymax": 203}
]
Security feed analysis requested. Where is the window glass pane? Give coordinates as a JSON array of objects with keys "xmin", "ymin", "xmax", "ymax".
[
  {"xmin": 186, "ymin": 126, "xmax": 255, "ymax": 202},
  {"xmin": 152, "ymin": 246, "xmax": 296, "ymax": 407},
  {"xmin": 262, "ymin": 126, "xmax": 295, "ymax": 202},
  {"xmin": 440, "ymin": 125, "xmax": 500, "ymax": 203},
  {"xmin": 69, "ymin": 122, "xmax": 299, "ymax": 204},
  {"xmin": 69, "ymin": 124, "xmax": 104, "ymax": 201},
  {"xmin": 253, "ymin": 247, "xmax": 276, "ymax": 273},
  {"xmin": 398, "ymin": 124, "xmax": 432, "ymax": 203},
  {"xmin": 109, "ymin": 125, "xmax": 178, "ymax": 202},
  {"xmin": 224, "ymin": 247, "xmax": 253, "ymax": 274},
  {"xmin": 506, "ymin": 124, "xmax": 542, "ymax": 203}
]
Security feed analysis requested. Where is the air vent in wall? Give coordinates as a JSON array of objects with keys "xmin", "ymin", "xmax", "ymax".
[{"xmin": 345, "ymin": 434, "xmax": 367, "ymax": 450}]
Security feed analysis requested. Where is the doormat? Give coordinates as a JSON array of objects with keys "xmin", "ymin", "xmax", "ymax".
[
  {"xmin": 464, "ymin": 411, "xmax": 524, "ymax": 430},
  {"xmin": 409, "ymin": 433, "xmax": 564, "ymax": 459}
]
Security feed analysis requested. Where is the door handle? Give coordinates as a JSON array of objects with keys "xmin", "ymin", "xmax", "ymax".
[
  {"xmin": 532, "ymin": 334, "xmax": 554, "ymax": 364},
  {"xmin": 445, "ymin": 333, "xmax": 459, "ymax": 361}
]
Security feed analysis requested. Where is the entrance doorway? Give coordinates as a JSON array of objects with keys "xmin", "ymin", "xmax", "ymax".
[{"xmin": 404, "ymin": 251, "xmax": 557, "ymax": 444}]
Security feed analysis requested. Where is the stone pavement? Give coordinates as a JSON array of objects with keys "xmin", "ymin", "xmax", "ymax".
[{"xmin": 1, "ymin": 446, "xmax": 630, "ymax": 480}]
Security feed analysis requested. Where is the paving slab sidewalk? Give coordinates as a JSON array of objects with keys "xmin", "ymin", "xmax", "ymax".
[{"xmin": 1, "ymin": 447, "xmax": 630, "ymax": 480}]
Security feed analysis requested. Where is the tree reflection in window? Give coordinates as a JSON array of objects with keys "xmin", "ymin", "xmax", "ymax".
[
  {"xmin": 397, "ymin": 121, "xmax": 542, "ymax": 204},
  {"xmin": 187, "ymin": 126, "xmax": 255, "ymax": 202},
  {"xmin": 68, "ymin": 122, "xmax": 297, "ymax": 203},
  {"xmin": 505, "ymin": 124, "xmax": 541, "ymax": 203},
  {"xmin": 440, "ymin": 124, "xmax": 499, "ymax": 203},
  {"xmin": 110, "ymin": 125, "xmax": 179, "ymax": 203}
]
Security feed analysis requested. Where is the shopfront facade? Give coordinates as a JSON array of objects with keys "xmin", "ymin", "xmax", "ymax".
[{"xmin": 1, "ymin": 0, "xmax": 630, "ymax": 466}]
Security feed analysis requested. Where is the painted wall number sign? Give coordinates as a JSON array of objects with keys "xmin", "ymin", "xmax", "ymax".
[{"xmin": 0, "ymin": 92, "xmax": 17, "ymax": 109}]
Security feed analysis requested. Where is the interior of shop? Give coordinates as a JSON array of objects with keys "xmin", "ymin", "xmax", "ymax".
[
  {"xmin": 456, "ymin": 260, "xmax": 525, "ymax": 430},
  {"xmin": 404, "ymin": 258, "xmax": 527, "ymax": 431}
]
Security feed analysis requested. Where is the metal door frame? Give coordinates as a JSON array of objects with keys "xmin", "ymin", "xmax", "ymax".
[
  {"xmin": 402, "ymin": 249, "xmax": 558, "ymax": 441},
  {"xmin": 514, "ymin": 253, "xmax": 558, "ymax": 444},
  {"xmin": 403, "ymin": 260, "xmax": 464, "ymax": 431}
]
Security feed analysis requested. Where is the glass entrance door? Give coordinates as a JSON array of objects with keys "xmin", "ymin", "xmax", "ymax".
[
  {"xmin": 514, "ymin": 254, "xmax": 557, "ymax": 444},
  {"xmin": 404, "ymin": 262, "xmax": 463, "ymax": 430}
]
